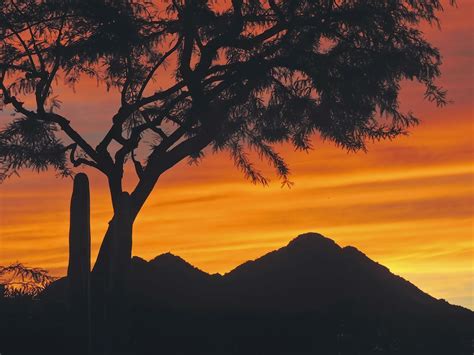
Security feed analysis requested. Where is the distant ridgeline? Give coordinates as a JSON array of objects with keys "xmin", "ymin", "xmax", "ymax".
[{"xmin": 2, "ymin": 233, "xmax": 473, "ymax": 355}]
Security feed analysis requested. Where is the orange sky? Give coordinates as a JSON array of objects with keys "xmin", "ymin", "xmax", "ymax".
[{"xmin": 0, "ymin": 1, "xmax": 473, "ymax": 309}]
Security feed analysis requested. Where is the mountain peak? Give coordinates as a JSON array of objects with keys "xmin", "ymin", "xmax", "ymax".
[
  {"xmin": 150, "ymin": 252, "xmax": 184, "ymax": 265},
  {"xmin": 148, "ymin": 252, "xmax": 209, "ymax": 278},
  {"xmin": 287, "ymin": 232, "xmax": 340, "ymax": 252}
]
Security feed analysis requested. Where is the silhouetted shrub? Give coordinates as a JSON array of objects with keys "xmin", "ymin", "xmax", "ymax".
[{"xmin": 0, "ymin": 262, "xmax": 56, "ymax": 299}]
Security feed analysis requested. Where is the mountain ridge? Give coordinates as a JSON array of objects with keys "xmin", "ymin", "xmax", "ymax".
[
  {"xmin": 43, "ymin": 232, "xmax": 471, "ymax": 314},
  {"xmin": 136, "ymin": 233, "xmax": 385, "ymax": 278},
  {"xmin": 39, "ymin": 232, "xmax": 472, "ymax": 354},
  {"xmin": 123, "ymin": 232, "xmax": 469, "ymax": 314}
]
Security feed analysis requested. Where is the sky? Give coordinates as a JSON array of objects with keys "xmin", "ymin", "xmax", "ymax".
[{"xmin": 0, "ymin": 1, "xmax": 473, "ymax": 309}]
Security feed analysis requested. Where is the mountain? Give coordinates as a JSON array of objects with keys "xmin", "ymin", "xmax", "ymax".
[
  {"xmin": 220, "ymin": 233, "xmax": 442, "ymax": 313},
  {"xmin": 127, "ymin": 253, "xmax": 218, "ymax": 308},
  {"xmin": 37, "ymin": 232, "xmax": 472, "ymax": 354},
  {"xmin": 126, "ymin": 233, "xmax": 466, "ymax": 315}
]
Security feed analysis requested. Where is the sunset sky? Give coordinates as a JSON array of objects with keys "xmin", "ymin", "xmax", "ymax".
[{"xmin": 0, "ymin": 1, "xmax": 472, "ymax": 309}]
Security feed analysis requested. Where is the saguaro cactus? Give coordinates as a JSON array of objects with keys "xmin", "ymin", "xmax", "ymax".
[{"xmin": 67, "ymin": 173, "xmax": 91, "ymax": 352}]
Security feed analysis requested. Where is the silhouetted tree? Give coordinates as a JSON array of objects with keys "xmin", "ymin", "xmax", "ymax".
[{"xmin": 1, "ymin": 0, "xmax": 452, "ymax": 283}]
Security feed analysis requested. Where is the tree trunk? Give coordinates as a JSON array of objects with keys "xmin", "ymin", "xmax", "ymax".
[
  {"xmin": 89, "ymin": 121, "xmax": 214, "ymax": 350},
  {"xmin": 92, "ymin": 195, "xmax": 135, "ymax": 284},
  {"xmin": 91, "ymin": 118, "xmax": 215, "ymax": 282},
  {"xmin": 91, "ymin": 192, "xmax": 133, "ymax": 353},
  {"xmin": 109, "ymin": 192, "xmax": 133, "ymax": 290},
  {"xmin": 67, "ymin": 173, "xmax": 91, "ymax": 354}
]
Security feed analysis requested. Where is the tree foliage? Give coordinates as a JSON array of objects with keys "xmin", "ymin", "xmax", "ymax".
[{"xmin": 1, "ymin": 0, "xmax": 451, "ymax": 204}]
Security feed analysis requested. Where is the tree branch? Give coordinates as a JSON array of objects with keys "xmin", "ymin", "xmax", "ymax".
[
  {"xmin": 66, "ymin": 143, "xmax": 100, "ymax": 170},
  {"xmin": 11, "ymin": 0, "xmax": 46, "ymax": 72},
  {"xmin": 137, "ymin": 36, "xmax": 183, "ymax": 100},
  {"xmin": 129, "ymin": 128, "xmax": 213, "ymax": 216},
  {"xmin": 44, "ymin": 113, "xmax": 108, "ymax": 170},
  {"xmin": 131, "ymin": 150, "xmax": 144, "ymax": 179},
  {"xmin": 3, "ymin": 19, "xmax": 38, "ymax": 73},
  {"xmin": 0, "ymin": 79, "xmax": 35, "ymax": 117},
  {"xmin": 96, "ymin": 82, "xmax": 186, "ymax": 155}
]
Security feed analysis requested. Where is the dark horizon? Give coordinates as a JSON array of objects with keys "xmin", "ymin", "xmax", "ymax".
[{"xmin": 3, "ymin": 232, "xmax": 472, "ymax": 355}]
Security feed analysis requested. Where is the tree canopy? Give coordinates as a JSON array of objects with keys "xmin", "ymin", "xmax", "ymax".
[{"xmin": 1, "ymin": 0, "xmax": 450, "ymax": 204}]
